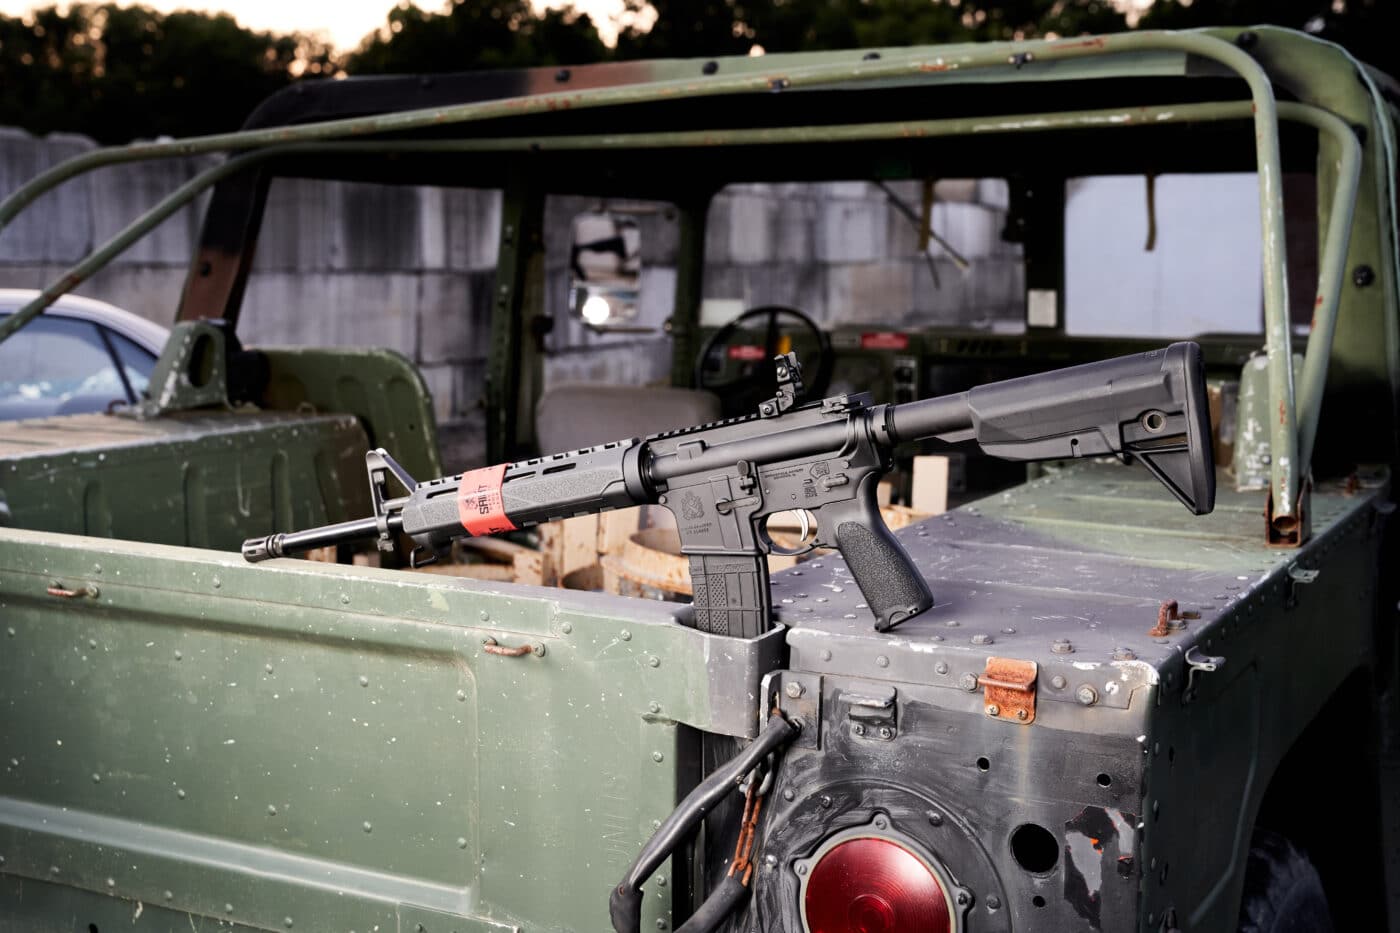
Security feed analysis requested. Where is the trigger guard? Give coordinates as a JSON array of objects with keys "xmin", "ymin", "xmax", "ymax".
[{"xmin": 757, "ymin": 511, "xmax": 818, "ymax": 558}]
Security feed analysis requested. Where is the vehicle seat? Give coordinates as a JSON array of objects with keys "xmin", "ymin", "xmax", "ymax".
[{"xmin": 535, "ymin": 383, "xmax": 721, "ymax": 452}]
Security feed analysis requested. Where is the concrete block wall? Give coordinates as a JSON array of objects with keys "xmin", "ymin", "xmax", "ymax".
[{"xmin": 0, "ymin": 127, "xmax": 1024, "ymax": 465}]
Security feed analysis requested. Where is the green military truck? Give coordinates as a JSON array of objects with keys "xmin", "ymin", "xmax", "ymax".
[{"xmin": 1, "ymin": 24, "xmax": 1397, "ymax": 933}]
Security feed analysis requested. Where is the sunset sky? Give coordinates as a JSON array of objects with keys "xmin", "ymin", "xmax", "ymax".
[
  {"xmin": 0, "ymin": 0, "xmax": 637, "ymax": 48},
  {"xmin": 0, "ymin": 0, "xmax": 1156, "ymax": 51}
]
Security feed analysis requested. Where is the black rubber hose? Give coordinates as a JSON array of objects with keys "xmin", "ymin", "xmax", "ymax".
[
  {"xmin": 608, "ymin": 714, "xmax": 800, "ymax": 933},
  {"xmin": 676, "ymin": 875, "xmax": 751, "ymax": 933}
]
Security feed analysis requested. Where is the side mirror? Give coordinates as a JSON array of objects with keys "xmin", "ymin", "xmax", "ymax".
[{"xmin": 569, "ymin": 211, "xmax": 643, "ymax": 331}]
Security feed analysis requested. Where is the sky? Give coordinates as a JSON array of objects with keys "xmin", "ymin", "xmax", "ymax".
[
  {"xmin": 0, "ymin": 0, "xmax": 637, "ymax": 49},
  {"xmin": 0, "ymin": 0, "xmax": 1155, "ymax": 51}
]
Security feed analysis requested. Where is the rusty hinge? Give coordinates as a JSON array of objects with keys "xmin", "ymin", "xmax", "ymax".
[{"xmin": 980, "ymin": 657, "xmax": 1037, "ymax": 725}]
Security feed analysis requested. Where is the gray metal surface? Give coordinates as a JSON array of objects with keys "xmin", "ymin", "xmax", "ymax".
[
  {"xmin": 759, "ymin": 459, "xmax": 1390, "ymax": 932},
  {"xmin": 775, "ymin": 460, "xmax": 1370, "ymax": 697}
]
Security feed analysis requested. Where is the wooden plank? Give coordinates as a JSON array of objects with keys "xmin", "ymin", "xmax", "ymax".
[{"xmin": 911, "ymin": 455, "xmax": 949, "ymax": 516}]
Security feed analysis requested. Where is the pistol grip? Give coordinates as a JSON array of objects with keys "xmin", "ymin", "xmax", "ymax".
[
  {"xmin": 687, "ymin": 553, "xmax": 771, "ymax": 638},
  {"xmin": 826, "ymin": 478, "xmax": 934, "ymax": 631}
]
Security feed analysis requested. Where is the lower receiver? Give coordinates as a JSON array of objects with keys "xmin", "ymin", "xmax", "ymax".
[{"xmin": 243, "ymin": 342, "xmax": 1214, "ymax": 635}]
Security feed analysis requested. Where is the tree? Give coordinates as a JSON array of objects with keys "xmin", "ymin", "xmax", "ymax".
[
  {"xmin": 1138, "ymin": 0, "xmax": 1398, "ymax": 68},
  {"xmin": 0, "ymin": 4, "xmax": 334, "ymax": 144},
  {"xmin": 345, "ymin": 0, "xmax": 607, "ymax": 75}
]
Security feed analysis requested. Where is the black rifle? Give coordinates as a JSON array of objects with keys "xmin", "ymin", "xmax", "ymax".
[{"xmin": 243, "ymin": 343, "xmax": 1214, "ymax": 635}]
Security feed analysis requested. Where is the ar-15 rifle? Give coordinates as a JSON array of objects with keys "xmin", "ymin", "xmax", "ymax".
[{"xmin": 243, "ymin": 343, "xmax": 1214, "ymax": 635}]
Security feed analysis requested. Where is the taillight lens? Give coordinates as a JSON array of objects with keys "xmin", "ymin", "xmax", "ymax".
[{"xmin": 803, "ymin": 836, "xmax": 953, "ymax": 933}]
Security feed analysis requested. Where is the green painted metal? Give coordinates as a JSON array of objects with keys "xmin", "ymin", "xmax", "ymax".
[
  {"xmin": 485, "ymin": 174, "xmax": 544, "ymax": 464},
  {"xmin": 1288, "ymin": 103, "xmax": 1363, "ymax": 472},
  {"xmin": 0, "ymin": 527, "xmax": 783, "ymax": 931},
  {"xmin": 260, "ymin": 346, "xmax": 444, "ymax": 480},
  {"xmin": 0, "ymin": 410, "xmax": 366, "ymax": 551}
]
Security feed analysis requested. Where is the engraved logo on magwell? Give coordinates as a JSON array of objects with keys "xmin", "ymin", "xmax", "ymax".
[{"xmin": 681, "ymin": 491, "xmax": 705, "ymax": 521}]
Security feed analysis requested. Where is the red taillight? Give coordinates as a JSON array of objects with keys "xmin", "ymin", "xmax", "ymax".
[{"xmin": 803, "ymin": 836, "xmax": 953, "ymax": 933}]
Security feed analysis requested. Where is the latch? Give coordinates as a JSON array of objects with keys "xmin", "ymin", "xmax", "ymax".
[
  {"xmin": 979, "ymin": 657, "xmax": 1037, "ymax": 724},
  {"xmin": 844, "ymin": 682, "xmax": 897, "ymax": 740},
  {"xmin": 1183, "ymin": 645, "xmax": 1225, "ymax": 699},
  {"xmin": 1286, "ymin": 563, "xmax": 1319, "ymax": 608}
]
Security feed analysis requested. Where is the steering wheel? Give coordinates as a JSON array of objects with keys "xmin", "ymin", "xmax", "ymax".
[{"xmin": 694, "ymin": 305, "xmax": 834, "ymax": 416}]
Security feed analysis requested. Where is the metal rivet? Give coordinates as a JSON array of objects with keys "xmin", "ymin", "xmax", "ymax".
[
  {"xmin": 1050, "ymin": 675, "xmax": 1067, "ymax": 690},
  {"xmin": 702, "ymin": 60, "xmax": 718, "ymax": 74},
  {"xmin": 876, "ymin": 655, "xmax": 889, "ymax": 668},
  {"xmin": 225, "ymin": 903, "xmax": 234, "ymax": 914},
  {"xmin": 785, "ymin": 682, "xmax": 805, "ymax": 699},
  {"xmin": 339, "ymin": 594, "xmax": 349, "ymax": 605},
  {"xmin": 657, "ymin": 876, "xmax": 667, "ymax": 887},
  {"xmin": 457, "ymin": 836, "xmax": 468, "ymax": 849},
  {"xmin": 987, "ymin": 895, "xmax": 1002, "ymax": 910},
  {"xmin": 927, "ymin": 810, "xmax": 943, "ymax": 826},
  {"xmin": 456, "ymin": 689, "xmax": 467, "ymax": 702},
  {"xmin": 652, "ymin": 751, "xmax": 665, "ymax": 763},
  {"xmin": 819, "ymin": 649, "xmax": 832, "ymax": 661},
  {"xmin": 935, "ymin": 662, "xmax": 949, "ymax": 675},
  {"xmin": 176, "ymin": 788, "xmax": 186, "ymax": 799},
  {"xmin": 873, "ymin": 815, "xmax": 888, "ymax": 830},
  {"xmin": 284, "ymin": 918, "xmax": 294, "ymax": 929},
  {"xmin": 359, "ymin": 675, "xmax": 369, "ymax": 687},
  {"xmin": 797, "ymin": 863, "xmax": 808, "ymax": 875},
  {"xmin": 212, "ymin": 576, "xmax": 221, "ymax": 588},
  {"xmin": 479, "ymin": 610, "xmax": 490, "ymax": 622},
  {"xmin": 783, "ymin": 788, "xmax": 795, "ymax": 801},
  {"xmin": 268, "ymin": 805, "xmax": 278, "ymax": 815},
  {"xmin": 648, "ymin": 701, "xmax": 661, "ymax": 714},
  {"xmin": 363, "ymin": 822, "xmax": 373, "ymax": 833},
  {"xmin": 1354, "ymin": 264, "xmax": 1375, "ymax": 287},
  {"xmin": 88, "ymin": 638, "xmax": 98, "ymax": 649},
  {"xmin": 91, "ymin": 772, "xmax": 101, "ymax": 783},
  {"xmin": 820, "ymin": 795, "xmax": 833, "ymax": 809},
  {"xmin": 620, "ymin": 630, "xmax": 632, "ymax": 641},
  {"xmin": 174, "ymin": 650, "xmax": 182, "ymax": 660},
  {"xmin": 560, "ymin": 621, "xmax": 573, "ymax": 634},
  {"xmin": 106, "ymin": 877, "xmax": 115, "ymax": 888},
  {"xmin": 648, "ymin": 655, "xmax": 660, "ymax": 668}
]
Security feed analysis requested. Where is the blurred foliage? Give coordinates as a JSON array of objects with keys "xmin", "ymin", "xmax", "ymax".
[
  {"xmin": 1137, "ymin": 0, "xmax": 1398, "ymax": 73},
  {"xmin": 0, "ymin": 1, "xmax": 1394, "ymax": 144},
  {"xmin": 612, "ymin": 0, "xmax": 1127, "ymax": 58},
  {"xmin": 347, "ymin": 0, "xmax": 606, "ymax": 73},
  {"xmin": 0, "ymin": 3, "xmax": 334, "ymax": 143}
]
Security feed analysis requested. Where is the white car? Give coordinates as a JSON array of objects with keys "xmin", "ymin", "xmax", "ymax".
[{"xmin": 0, "ymin": 289, "xmax": 169, "ymax": 420}]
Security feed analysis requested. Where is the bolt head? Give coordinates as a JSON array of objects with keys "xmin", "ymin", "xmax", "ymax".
[
  {"xmin": 959, "ymin": 673, "xmax": 979, "ymax": 692},
  {"xmin": 1052, "ymin": 639, "xmax": 1074, "ymax": 654},
  {"xmin": 785, "ymin": 682, "xmax": 805, "ymax": 699},
  {"xmin": 1076, "ymin": 685, "xmax": 1098, "ymax": 706},
  {"xmin": 783, "ymin": 788, "xmax": 795, "ymax": 801},
  {"xmin": 927, "ymin": 810, "xmax": 944, "ymax": 827}
]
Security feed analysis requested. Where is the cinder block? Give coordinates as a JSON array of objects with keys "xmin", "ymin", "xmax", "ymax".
[
  {"xmin": 816, "ymin": 200, "xmax": 888, "ymax": 263},
  {"xmin": 825, "ymin": 261, "xmax": 914, "ymax": 325},
  {"xmin": 725, "ymin": 192, "xmax": 778, "ymax": 265}
]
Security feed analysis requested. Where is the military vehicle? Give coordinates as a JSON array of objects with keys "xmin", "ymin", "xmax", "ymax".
[{"xmin": 1, "ymin": 24, "xmax": 1397, "ymax": 933}]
